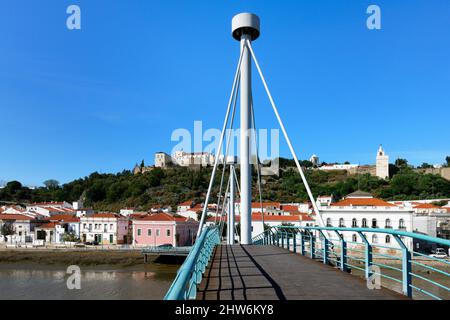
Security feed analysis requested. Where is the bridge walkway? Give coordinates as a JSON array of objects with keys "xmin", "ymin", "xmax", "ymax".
[{"xmin": 197, "ymin": 245, "xmax": 407, "ymax": 300}]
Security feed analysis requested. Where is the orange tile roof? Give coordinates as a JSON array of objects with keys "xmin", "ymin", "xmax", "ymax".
[
  {"xmin": 413, "ymin": 203, "xmax": 440, "ymax": 209},
  {"xmin": 331, "ymin": 198, "xmax": 396, "ymax": 207},
  {"xmin": 179, "ymin": 201, "xmax": 193, "ymax": 206},
  {"xmin": 250, "ymin": 202, "xmax": 281, "ymax": 208},
  {"xmin": 49, "ymin": 215, "xmax": 80, "ymax": 222},
  {"xmin": 0, "ymin": 214, "xmax": 33, "ymax": 221},
  {"xmin": 282, "ymin": 205, "xmax": 299, "ymax": 212},
  {"xmin": 38, "ymin": 222, "xmax": 58, "ymax": 229},
  {"xmin": 88, "ymin": 213, "xmax": 121, "ymax": 219}
]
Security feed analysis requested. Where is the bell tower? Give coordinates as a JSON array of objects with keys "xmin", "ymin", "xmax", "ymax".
[{"xmin": 376, "ymin": 145, "xmax": 389, "ymax": 179}]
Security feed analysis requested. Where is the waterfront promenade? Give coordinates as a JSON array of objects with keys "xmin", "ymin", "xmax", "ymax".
[{"xmin": 197, "ymin": 245, "xmax": 407, "ymax": 300}]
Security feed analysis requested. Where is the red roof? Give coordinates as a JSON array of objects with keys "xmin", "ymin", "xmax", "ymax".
[
  {"xmin": 49, "ymin": 215, "xmax": 80, "ymax": 222},
  {"xmin": 0, "ymin": 214, "xmax": 33, "ymax": 221},
  {"xmin": 88, "ymin": 213, "xmax": 121, "ymax": 219},
  {"xmin": 250, "ymin": 202, "xmax": 281, "ymax": 208},
  {"xmin": 31, "ymin": 202, "xmax": 66, "ymax": 206},
  {"xmin": 135, "ymin": 212, "xmax": 189, "ymax": 222},
  {"xmin": 38, "ymin": 222, "xmax": 58, "ymax": 229},
  {"xmin": 178, "ymin": 201, "xmax": 193, "ymax": 207},
  {"xmin": 331, "ymin": 198, "xmax": 396, "ymax": 207},
  {"xmin": 413, "ymin": 203, "xmax": 440, "ymax": 209},
  {"xmin": 282, "ymin": 205, "xmax": 299, "ymax": 212}
]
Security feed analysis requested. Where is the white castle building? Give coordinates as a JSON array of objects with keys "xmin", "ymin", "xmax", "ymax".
[{"xmin": 154, "ymin": 151, "xmax": 215, "ymax": 168}]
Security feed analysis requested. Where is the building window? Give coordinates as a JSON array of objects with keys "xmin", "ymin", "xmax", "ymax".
[
  {"xmin": 352, "ymin": 218, "xmax": 357, "ymax": 228},
  {"xmin": 385, "ymin": 235, "xmax": 391, "ymax": 244},
  {"xmin": 326, "ymin": 218, "xmax": 332, "ymax": 227},
  {"xmin": 110, "ymin": 224, "xmax": 113, "ymax": 230},
  {"xmin": 167, "ymin": 229, "xmax": 171, "ymax": 237},
  {"xmin": 148, "ymin": 229, "xmax": 151, "ymax": 236},
  {"xmin": 137, "ymin": 229, "xmax": 141, "ymax": 236},
  {"xmin": 385, "ymin": 219, "xmax": 391, "ymax": 229},
  {"xmin": 399, "ymin": 219, "xmax": 405, "ymax": 230},
  {"xmin": 156, "ymin": 229, "xmax": 160, "ymax": 236},
  {"xmin": 339, "ymin": 218, "xmax": 345, "ymax": 227},
  {"xmin": 352, "ymin": 234, "xmax": 358, "ymax": 242},
  {"xmin": 362, "ymin": 219, "xmax": 367, "ymax": 228},
  {"xmin": 372, "ymin": 219, "xmax": 378, "ymax": 228},
  {"xmin": 372, "ymin": 234, "xmax": 378, "ymax": 244}
]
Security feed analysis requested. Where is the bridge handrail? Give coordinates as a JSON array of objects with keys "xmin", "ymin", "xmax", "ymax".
[
  {"xmin": 253, "ymin": 225, "xmax": 450, "ymax": 300},
  {"xmin": 164, "ymin": 226, "xmax": 220, "ymax": 300},
  {"xmin": 272, "ymin": 225, "xmax": 450, "ymax": 247}
]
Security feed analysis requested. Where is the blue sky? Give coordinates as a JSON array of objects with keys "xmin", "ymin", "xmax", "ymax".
[{"xmin": 1, "ymin": 0, "xmax": 449, "ymax": 186}]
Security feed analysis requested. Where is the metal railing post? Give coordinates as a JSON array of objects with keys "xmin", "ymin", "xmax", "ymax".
[
  {"xmin": 276, "ymin": 230, "xmax": 280, "ymax": 247},
  {"xmin": 394, "ymin": 235, "xmax": 412, "ymax": 298},
  {"xmin": 310, "ymin": 232, "xmax": 315, "ymax": 259},
  {"xmin": 334, "ymin": 231, "xmax": 347, "ymax": 272},
  {"xmin": 300, "ymin": 233, "xmax": 305, "ymax": 255},
  {"xmin": 293, "ymin": 232, "xmax": 297, "ymax": 253},
  {"xmin": 358, "ymin": 232, "xmax": 372, "ymax": 279},
  {"xmin": 319, "ymin": 230, "xmax": 328, "ymax": 265}
]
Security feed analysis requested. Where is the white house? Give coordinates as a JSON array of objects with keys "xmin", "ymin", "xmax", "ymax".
[
  {"xmin": 319, "ymin": 191, "xmax": 415, "ymax": 250},
  {"xmin": 0, "ymin": 214, "xmax": 35, "ymax": 244},
  {"xmin": 80, "ymin": 214, "xmax": 129, "ymax": 244}
]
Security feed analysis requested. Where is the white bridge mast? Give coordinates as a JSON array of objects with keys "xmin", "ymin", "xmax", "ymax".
[{"xmin": 232, "ymin": 13, "xmax": 260, "ymax": 245}]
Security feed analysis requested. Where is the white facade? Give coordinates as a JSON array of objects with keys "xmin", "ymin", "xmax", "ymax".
[
  {"xmin": 309, "ymin": 154, "xmax": 319, "ymax": 166},
  {"xmin": 376, "ymin": 145, "xmax": 389, "ymax": 179},
  {"xmin": 320, "ymin": 205, "xmax": 414, "ymax": 250},
  {"xmin": 80, "ymin": 215, "xmax": 129, "ymax": 244},
  {"xmin": 173, "ymin": 151, "xmax": 215, "ymax": 167}
]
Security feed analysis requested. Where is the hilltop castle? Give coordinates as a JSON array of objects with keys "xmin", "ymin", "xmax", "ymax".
[{"xmin": 133, "ymin": 151, "xmax": 215, "ymax": 174}]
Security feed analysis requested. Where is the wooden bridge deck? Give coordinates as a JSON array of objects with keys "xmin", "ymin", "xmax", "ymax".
[{"xmin": 197, "ymin": 245, "xmax": 407, "ymax": 300}]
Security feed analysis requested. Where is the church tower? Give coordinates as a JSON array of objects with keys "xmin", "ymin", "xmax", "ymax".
[{"xmin": 376, "ymin": 145, "xmax": 389, "ymax": 179}]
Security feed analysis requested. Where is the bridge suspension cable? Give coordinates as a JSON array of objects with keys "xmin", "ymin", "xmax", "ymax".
[
  {"xmin": 245, "ymin": 39, "xmax": 326, "ymax": 228},
  {"xmin": 197, "ymin": 49, "xmax": 244, "ymax": 238}
]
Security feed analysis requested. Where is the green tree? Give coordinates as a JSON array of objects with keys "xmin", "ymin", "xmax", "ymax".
[
  {"xmin": 43, "ymin": 179, "xmax": 60, "ymax": 189},
  {"xmin": 445, "ymin": 156, "xmax": 450, "ymax": 167},
  {"xmin": 395, "ymin": 158, "xmax": 409, "ymax": 169},
  {"xmin": 1, "ymin": 222, "xmax": 15, "ymax": 242},
  {"xmin": 419, "ymin": 163, "xmax": 433, "ymax": 169}
]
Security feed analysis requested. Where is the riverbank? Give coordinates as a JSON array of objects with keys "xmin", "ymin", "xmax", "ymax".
[{"xmin": 0, "ymin": 250, "xmax": 147, "ymax": 267}]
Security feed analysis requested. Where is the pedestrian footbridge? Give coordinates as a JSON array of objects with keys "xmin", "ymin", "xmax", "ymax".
[{"xmin": 164, "ymin": 226, "xmax": 450, "ymax": 300}]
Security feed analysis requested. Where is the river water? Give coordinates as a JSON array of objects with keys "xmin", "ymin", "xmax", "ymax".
[{"xmin": 0, "ymin": 263, "xmax": 179, "ymax": 300}]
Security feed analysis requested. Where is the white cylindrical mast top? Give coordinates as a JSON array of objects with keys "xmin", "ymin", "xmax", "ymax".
[{"xmin": 232, "ymin": 13, "xmax": 260, "ymax": 245}]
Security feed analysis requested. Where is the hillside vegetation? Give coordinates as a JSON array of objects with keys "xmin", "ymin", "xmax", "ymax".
[{"xmin": 1, "ymin": 158, "xmax": 450, "ymax": 212}]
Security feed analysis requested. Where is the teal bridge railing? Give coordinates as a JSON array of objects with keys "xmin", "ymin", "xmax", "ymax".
[
  {"xmin": 164, "ymin": 226, "xmax": 220, "ymax": 300},
  {"xmin": 253, "ymin": 226, "xmax": 450, "ymax": 300}
]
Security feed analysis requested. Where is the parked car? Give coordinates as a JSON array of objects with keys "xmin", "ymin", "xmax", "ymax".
[
  {"xmin": 429, "ymin": 248, "xmax": 448, "ymax": 259},
  {"xmin": 85, "ymin": 241, "xmax": 99, "ymax": 246},
  {"xmin": 157, "ymin": 243, "xmax": 173, "ymax": 249}
]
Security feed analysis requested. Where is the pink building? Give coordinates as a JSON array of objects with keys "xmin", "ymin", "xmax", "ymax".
[{"xmin": 132, "ymin": 212, "xmax": 199, "ymax": 247}]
